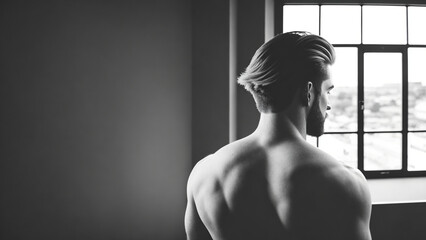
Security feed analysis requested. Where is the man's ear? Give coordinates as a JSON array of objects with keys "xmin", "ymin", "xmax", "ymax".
[{"xmin": 303, "ymin": 81, "xmax": 314, "ymax": 106}]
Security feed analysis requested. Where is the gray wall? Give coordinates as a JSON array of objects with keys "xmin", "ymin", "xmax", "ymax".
[
  {"xmin": 1, "ymin": 0, "xmax": 191, "ymax": 239},
  {"xmin": 371, "ymin": 202, "xmax": 426, "ymax": 240},
  {"xmin": 192, "ymin": 0, "xmax": 230, "ymax": 163},
  {"xmin": 235, "ymin": 0, "xmax": 265, "ymax": 139}
]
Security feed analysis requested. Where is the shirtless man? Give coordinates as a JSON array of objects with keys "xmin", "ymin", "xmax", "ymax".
[{"xmin": 185, "ymin": 32, "xmax": 372, "ymax": 240}]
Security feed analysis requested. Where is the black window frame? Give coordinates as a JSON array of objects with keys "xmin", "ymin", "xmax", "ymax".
[{"xmin": 275, "ymin": 0, "xmax": 426, "ymax": 179}]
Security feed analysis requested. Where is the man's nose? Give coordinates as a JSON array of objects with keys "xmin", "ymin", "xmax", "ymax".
[{"xmin": 326, "ymin": 106, "xmax": 331, "ymax": 111}]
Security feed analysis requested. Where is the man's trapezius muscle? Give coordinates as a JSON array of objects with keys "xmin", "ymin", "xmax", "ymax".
[{"xmin": 185, "ymin": 32, "xmax": 372, "ymax": 240}]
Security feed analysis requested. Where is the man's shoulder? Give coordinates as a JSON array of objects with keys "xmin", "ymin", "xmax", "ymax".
[
  {"xmin": 187, "ymin": 154, "xmax": 216, "ymax": 190},
  {"xmin": 187, "ymin": 137, "xmax": 265, "ymax": 195},
  {"xmin": 320, "ymin": 163, "xmax": 369, "ymax": 199},
  {"xmin": 193, "ymin": 137, "xmax": 262, "ymax": 171},
  {"xmin": 283, "ymin": 148, "xmax": 372, "ymax": 240},
  {"xmin": 187, "ymin": 143, "xmax": 241, "ymax": 187},
  {"xmin": 297, "ymin": 141, "xmax": 365, "ymax": 181},
  {"xmin": 189, "ymin": 143, "xmax": 239, "ymax": 180},
  {"xmin": 282, "ymin": 140, "xmax": 368, "ymax": 199},
  {"xmin": 288, "ymin": 152, "xmax": 370, "ymax": 210}
]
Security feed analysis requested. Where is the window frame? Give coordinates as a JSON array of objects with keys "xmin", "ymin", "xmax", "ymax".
[{"xmin": 276, "ymin": 0, "xmax": 426, "ymax": 178}]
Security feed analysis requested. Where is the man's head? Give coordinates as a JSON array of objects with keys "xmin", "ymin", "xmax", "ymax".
[{"xmin": 238, "ymin": 31, "xmax": 335, "ymax": 136}]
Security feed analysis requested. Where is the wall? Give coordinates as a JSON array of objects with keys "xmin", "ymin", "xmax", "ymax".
[
  {"xmin": 192, "ymin": 0, "xmax": 230, "ymax": 163},
  {"xmin": 368, "ymin": 177, "xmax": 426, "ymax": 203},
  {"xmin": 0, "ymin": 0, "xmax": 191, "ymax": 239},
  {"xmin": 371, "ymin": 201, "xmax": 426, "ymax": 240},
  {"xmin": 235, "ymin": 0, "xmax": 266, "ymax": 140}
]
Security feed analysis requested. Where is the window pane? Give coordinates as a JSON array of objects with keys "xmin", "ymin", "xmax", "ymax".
[
  {"xmin": 364, "ymin": 133, "xmax": 402, "ymax": 171},
  {"xmin": 283, "ymin": 5, "xmax": 319, "ymax": 34},
  {"xmin": 319, "ymin": 134, "xmax": 357, "ymax": 169},
  {"xmin": 408, "ymin": 48, "xmax": 426, "ymax": 130},
  {"xmin": 363, "ymin": 6, "xmax": 407, "ymax": 44},
  {"xmin": 364, "ymin": 53, "xmax": 402, "ymax": 131},
  {"xmin": 306, "ymin": 135, "xmax": 318, "ymax": 147},
  {"xmin": 408, "ymin": 133, "xmax": 426, "ymax": 171},
  {"xmin": 325, "ymin": 48, "xmax": 357, "ymax": 132},
  {"xmin": 408, "ymin": 7, "xmax": 426, "ymax": 44},
  {"xmin": 321, "ymin": 5, "xmax": 361, "ymax": 44}
]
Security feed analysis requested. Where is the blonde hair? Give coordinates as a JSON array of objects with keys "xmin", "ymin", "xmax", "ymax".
[{"xmin": 238, "ymin": 31, "xmax": 335, "ymax": 112}]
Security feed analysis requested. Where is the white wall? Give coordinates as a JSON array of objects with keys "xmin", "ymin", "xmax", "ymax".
[{"xmin": 368, "ymin": 178, "xmax": 426, "ymax": 203}]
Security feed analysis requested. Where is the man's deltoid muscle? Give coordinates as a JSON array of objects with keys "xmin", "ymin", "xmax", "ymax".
[{"xmin": 185, "ymin": 32, "xmax": 372, "ymax": 240}]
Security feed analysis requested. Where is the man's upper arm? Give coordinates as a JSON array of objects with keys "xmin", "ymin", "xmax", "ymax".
[
  {"xmin": 287, "ymin": 165, "xmax": 372, "ymax": 240},
  {"xmin": 184, "ymin": 196, "xmax": 212, "ymax": 240},
  {"xmin": 184, "ymin": 163, "xmax": 212, "ymax": 240},
  {"xmin": 332, "ymin": 168, "xmax": 372, "ymax": 240}
]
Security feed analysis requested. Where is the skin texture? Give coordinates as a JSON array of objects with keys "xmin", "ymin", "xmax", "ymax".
[{"xmin": 185, "ymin": 66, "xmax": 372, "ymax": 240}]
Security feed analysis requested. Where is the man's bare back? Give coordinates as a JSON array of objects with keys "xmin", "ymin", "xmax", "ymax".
[
  {"xmin": 185, "ymin": 134, "xmax": 371, "ymax": 240},
  {"xmin": 185, "ymin": 32, "xmax": 371, "ymax": 240}
]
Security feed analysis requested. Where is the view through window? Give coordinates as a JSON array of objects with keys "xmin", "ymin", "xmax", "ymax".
[{"xmin": 283, "ymin": 4, "xmax": 426, "ymax": 177}]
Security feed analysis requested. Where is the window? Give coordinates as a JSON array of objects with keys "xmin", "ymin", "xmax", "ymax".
[{"xmin": 280, "ymin": 3, "xmax": 426, "ymax": 178}]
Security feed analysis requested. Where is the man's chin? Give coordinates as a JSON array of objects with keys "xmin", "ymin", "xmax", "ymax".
[{"xmin": 306, "ymin": 124, "xmax": 325, "ymax": 137}]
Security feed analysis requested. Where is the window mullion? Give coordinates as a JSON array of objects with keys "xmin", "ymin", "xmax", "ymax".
[
  {"xmin": 402, "ymin": 47, "xmax": 408, "ymax": 172},
  {"xmin": 359, "ymin": 5, "xmax": 364, "ymax": 175},
  {"xmin": 406, "ymin": 5, "xmax": 409, "ymax": 44},
  {"xmin": 358, "ymin": 47, "xmax": 365, "ymax": 172},
  {"xmin": 361, "ymin": 5, "xmax": 363, "ymax": 44},
  {"xmin": 319, "ymin": 4, "xmax": 321, "ymax": 35}
]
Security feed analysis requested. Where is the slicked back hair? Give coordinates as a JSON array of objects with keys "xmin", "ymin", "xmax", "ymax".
[{"xmin": 238, "ymin": 31, "xmax": 335, "ymax": 113}]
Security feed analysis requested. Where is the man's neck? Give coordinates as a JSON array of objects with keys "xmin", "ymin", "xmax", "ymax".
[{"xmin": 253, "ymin": 109, "xmax": 307, "ymax": 146}]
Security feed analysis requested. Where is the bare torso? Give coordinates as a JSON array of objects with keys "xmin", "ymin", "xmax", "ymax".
[{"xmin": 185, "ymin": 135, "xmax": 372, "ymax": 240}]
